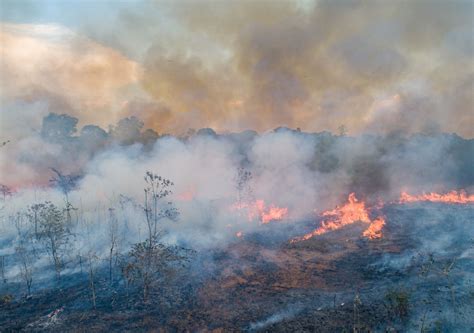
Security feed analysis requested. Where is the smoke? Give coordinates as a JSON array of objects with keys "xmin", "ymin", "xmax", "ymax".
[
  {"xmin": 1, "ymin": 113, "xmax": 473, "ymax": 252},
  {"xmin": 1, "ymin": 3, "xmax": 473, "ymax": 330},
  {"xmin": 1, "ymin": 0, "xmax": 473, "ymax": 136},
  {"xmin": 249, "ymin": 305, "xmax": 302, "ymax": 331},
  {"xmin": 0, "ymin": 23, "xmax": 140, "ymax": 137},
  {"xmin": 0, "ymin": 113, "xmax": 472, "ymax": 330}
]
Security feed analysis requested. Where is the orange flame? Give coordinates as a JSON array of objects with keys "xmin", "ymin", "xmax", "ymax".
[
  {"xmin": 399, "ymin": 190, "xmax": 474, "ymax": 204},
  {"xmin": 231, "ymin": 199, "xmax": 288, "ymax": 224},
  {"xmin": 362, "ymin": 217, "xmax": 386, "ymax": 239},
  {"xmin": 261, "ymin": 204, "xmax": 289, "ymax": 224},
  {"xmin": 292, "ymin": 193, "xmax": 385, "ymax": 242},
  {"xmin": 236, "ymin": 231, "xmax": 243, "ymax": 238},
  {"xmin": 319, "ymin": 193, "xmax": 371, "ymax": 228}
]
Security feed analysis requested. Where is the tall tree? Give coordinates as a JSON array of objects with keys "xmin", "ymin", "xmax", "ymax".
[
  {"xmin": 109, "ymin": 116, "xmax": 144, "ymax": 145},
  {"xmin": 122, "ymin": 172, "xmax": 191, "ymax": 302},
  {"xmin": 41, "ymin": 113, "xmax": 78, "ymax": 141}
]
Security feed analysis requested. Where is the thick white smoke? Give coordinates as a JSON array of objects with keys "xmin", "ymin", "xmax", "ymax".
[{"xmin": 0, "ymin": 114, "xmax": 473, "ymax": 290}]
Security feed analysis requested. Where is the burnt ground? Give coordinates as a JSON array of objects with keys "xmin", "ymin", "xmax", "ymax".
[{"xmin": 1, "ymin": 204, "xmax": 473, "ymax": 332}]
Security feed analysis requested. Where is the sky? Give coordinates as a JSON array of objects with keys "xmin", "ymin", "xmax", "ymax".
[{"xmin": 1, "ymin": 0, "xmax": 473, "ymax": 137}]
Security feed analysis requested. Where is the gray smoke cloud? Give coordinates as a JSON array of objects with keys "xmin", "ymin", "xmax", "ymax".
[
  {"xmin": 1, "ymin": 0, "xmax": 473, "ymax": 136},
  {"xmin": 1, "ymin": 113, "xmax": 472, "ymax": 250}
]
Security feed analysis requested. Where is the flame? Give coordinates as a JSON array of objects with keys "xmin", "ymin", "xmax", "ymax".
[
  {"xmin": 261, "ymin": 204, "xmax": 288, "ymax": 224},
  {"xmin": 399, "ymin": 190, "xmax": 474, "ymax": 204},
  {"xmin": 236, "ymin": 231, "xmax": 243, "ymax": 238},
  {"xmin": 362, "ymin": 217, "xmax": 386, "ymax": 239},
  {"xmin": 319, "ymin": 193, "xmax": 371, "ymax": 228},
  {"xmin": 292, "ymin": 193, "xmax": 385, "ymax": 242},
  {"xmin": 231, "ymin": 199, "xmax": 288, "ymax": 224},
  {"xmin": 291, "ymin": 189, "xmax": 473, "ymax": 243}
]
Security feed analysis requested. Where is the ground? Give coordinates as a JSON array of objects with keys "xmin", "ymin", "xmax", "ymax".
[{"xmin": 1, "ymin": 204, "xmax": 473, "ymax": 332}]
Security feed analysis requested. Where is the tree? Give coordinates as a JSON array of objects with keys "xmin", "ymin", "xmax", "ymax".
[
  {"xmin": 49, "ymin": 168, "xmax": 80, "ymax": 225},
  {"xmin": 37, "ymin": 202, "xmax": 70, "ymax": 279},
  {"xmin": 0, "ymin": 184, "xmax": 12, "ymax": 211},
  {"xmin": 14, "ymin": 213, "xmax": 34, "ymax": 295},
  {"xmin": 27, "ymin": 203, "xmax": 45, "ymax": 239},
  {"xmin": 86, "ymin": 251, "xmax": 99, "ymax": 310},
  {"xmin": 107, "ymin": 208, "xmax": 118, "ymax": 285},
  {"xmin": 41, "ymin": 113, "xmax": 78, "ymax": 141},
  {"xmin": 143, "ymin": 171, "xmax": 179, "ymax": 243},
  {"xmin": 109, "ymin": 116, "xmax": 144, "ymax": 145},
  {"xmin": 311, "ymin": 133, "xmax": 339, "ymax": 173},
  {"xmin": 196, "ymin": 128, "xmax": 216, "ymax": 137},
  {"xmin": 352, "ymin": 292, "xmax": 363, "ymax": 332},
  {"xmin": 80, "ymin": 125, "xmax": 108, "ymax": 151},
  {"xmin": 80, "ymin": 125, "xmax": 108, "ymax": 142},
  {"xmin": 122, "ymin": 172, "xmax": 190, "ymax": 302},
  {"xmin": 123, "ymin": 234, "xmax": 193, "ymax": 302},
  {"xmin": 15, "ymin": 244, "xmax": 33, "ymax": 295},
  {"xmin": 337, "ymin": 124, "xmax": 347, "ymax": 137},
  {"xmin": 0, "ymin": 255, "xmax": 6, "ymax": 283},
  {"xmin": 0, "ymin": 184, "xmax": 12, "ymax": 201},
  {"xmin": 235, "ymin": 167, "xmax": 253, "ymax": 206},
  {"xmin": 141, "ymin": 128, "xmax": 159, "ymax": 146}
]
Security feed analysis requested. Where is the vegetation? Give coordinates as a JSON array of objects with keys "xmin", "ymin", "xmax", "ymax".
[
  {"xmin": 0, "ymin": 117, "xmax": 472, "ymax": 330},
  {"xmin": 123, "ymin": 235, "xmax": 193, "ymax": 302},
  {"xmin": 121, "ymin": 172, "xmax": 192, "ymax": 302},
  {"xmin": 0, "ymin": 171, "xmax": 194, "ymax": 309},
  {"xmin": 37, "ymin": 202, "xmax": 70, "ymax": 279},
  {"xmin": 235, "ymin": 167, "xmax": 253, "ymax": 205}
]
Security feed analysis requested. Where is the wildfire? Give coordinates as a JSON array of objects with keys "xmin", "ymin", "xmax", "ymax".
[
  {"xmin": 231, "ymin": 199, "xmax": 288, "ymax": 224},
  {"xmin": 291, "ymin": 189, "xmax": 473, "ymax": 243},
  {"xmin": 292, "ymin": 193, "xmax": 385, "ymax": 242},
  {"xmin": 362, "ymin": 217, "xmax": 386, "ymax": 239},
  {"xmin": 261, "ymin": 204, "xmax": 288, "ymax": 224},
  {"xmin": 399, "ymin": 190, "xmax": 474, "ymax": 204}
]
